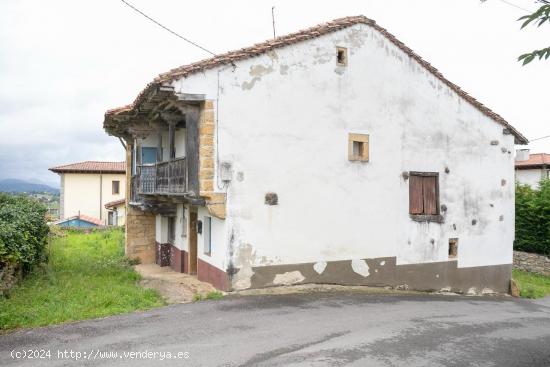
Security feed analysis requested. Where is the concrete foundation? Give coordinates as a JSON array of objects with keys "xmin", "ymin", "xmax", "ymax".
[{"xmin": 242, "ymin": 257, "xmax": 512, "ymax": 294}]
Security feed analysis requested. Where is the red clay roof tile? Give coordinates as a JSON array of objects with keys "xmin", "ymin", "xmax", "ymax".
[
  {"xmin": 515, "ymin": 153, "xmax": 550, "ymax": 168},
  {"xmin": 49, "ymin": 161, "xmax": 126, "ymax": 174}
]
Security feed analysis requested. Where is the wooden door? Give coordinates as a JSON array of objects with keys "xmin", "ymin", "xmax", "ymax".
[{"xmin": 189, "ymin": 211, "xmax": 198, "ymax": 275}]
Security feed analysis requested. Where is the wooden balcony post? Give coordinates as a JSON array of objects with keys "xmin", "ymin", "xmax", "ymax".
[
  {"xmin": 156, "ymin": 131, "xmax": 163, "ymax": 163},
  {"xmin": 168, "ymin": 121, "xmax": 176, "ymax": 160}
]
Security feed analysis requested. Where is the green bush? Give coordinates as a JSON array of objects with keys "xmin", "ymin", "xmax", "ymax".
[
  {"xmin": 515, "ymin": 180, "xmax": 550, "ymax": 255},
  {"xmin": 0, "ymin": 193, "xmax": 49, "ymax": 274}
]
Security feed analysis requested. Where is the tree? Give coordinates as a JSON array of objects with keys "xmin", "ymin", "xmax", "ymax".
[{"xmin": 517, "ymin": 0, "xmax": 550, "ymax": 65}]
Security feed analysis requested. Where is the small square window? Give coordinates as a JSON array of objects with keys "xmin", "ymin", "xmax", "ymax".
[
  {"xmin": 449, "ymin": 238, "xmax": 458, "ymax": 259},
  {"xmin": 348, "ymin": 133, "xmax": 369, "ymax": 162},
  {"xmin": 112, "ymin": 180, "xmax": 120, "ymax": 195},
  {"xmin": 336, "ymin": 47, "xmax": 348, "ymax": 66}
]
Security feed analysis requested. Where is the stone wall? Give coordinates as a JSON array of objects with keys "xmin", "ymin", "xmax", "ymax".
[
  {"xmin": 513, "ymin": 251, "xmax": 550, "ymax": 276},
  {"xmin": 126, "ymin": 207, "xmax": 156, "ymax": 264},
  {"xmin": 198, "ymin": 100, "xmax": 226, "ymax": 219}
]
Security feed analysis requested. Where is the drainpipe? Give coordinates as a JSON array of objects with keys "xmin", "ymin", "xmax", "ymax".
[{"xmin": 99, "ymin": 173, "xmax": 103, "ymax": 221}]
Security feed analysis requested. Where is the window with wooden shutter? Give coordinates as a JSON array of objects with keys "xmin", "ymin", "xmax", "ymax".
[{"xmin": 409, "ymin": 172, "xmax": 440, "ymax": 220}]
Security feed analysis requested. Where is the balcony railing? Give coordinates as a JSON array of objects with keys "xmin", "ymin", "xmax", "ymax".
[{"xmin": 131, "ymin": 157, "xmax": 187, "ymax": 201}]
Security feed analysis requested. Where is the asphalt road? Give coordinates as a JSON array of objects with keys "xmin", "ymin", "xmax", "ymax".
[{"xmin": 1, "ymin": 292, "xmax": 550, "ymax": 367}]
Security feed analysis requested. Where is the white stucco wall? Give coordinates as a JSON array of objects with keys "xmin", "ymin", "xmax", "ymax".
[
  {"xmin": 196, "ymin": 207, "xmax": 227, "ymax": 270},
  {"xmin": 168, "ymin": 23, "xmax": 517, "ymax": 274},
  {"xmin": 174, "ymin": 204, "xmax": 187, "ymax": 250},
  {"xmin": 100, "ymin": 173, "xmax": 126, "ymax": 221},
  {"xmin": 516, "ymin": 168, "xmax": 545, "ymax": 188},
  {"xmin": 61, "ymin": 172, "xmax": 125, "ymax": 222},
  {"xmin": 116, "ymin": 204, "xmax": 126, "ymax": 226},
  {"xmin": 155, "ymin": 214, "xmax": 168, "ymax": 243}
]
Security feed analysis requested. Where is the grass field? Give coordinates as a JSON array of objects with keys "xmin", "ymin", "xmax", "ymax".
[
  {"xmin": 0, "ymin": 229, "xmax": 165, "ymax": 331},
  {"xmin": 512, "ymin": 269, "xmax": 550, "ymax": 299}
]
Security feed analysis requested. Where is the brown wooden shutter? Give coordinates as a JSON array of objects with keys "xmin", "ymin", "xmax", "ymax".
[
  {"xmin": 409, "ymin": 175, "xmax": 424, "ymax": 214},
  {"xmin": 422, "ymin": 176, "xmax": 438, "ymax": 215}
]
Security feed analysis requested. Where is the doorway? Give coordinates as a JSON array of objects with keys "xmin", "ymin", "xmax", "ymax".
[{"xmin": 188, "ymin": 211, "xmax": 198, "ymax": 275}]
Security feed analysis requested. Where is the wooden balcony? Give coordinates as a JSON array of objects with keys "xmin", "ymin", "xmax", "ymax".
[{"xmin": 130, "ymin": 157, "xmax": 187, "ymax": 202}]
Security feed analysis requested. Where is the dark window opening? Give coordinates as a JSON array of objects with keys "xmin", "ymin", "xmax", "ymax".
[
  {"xmin": 449, "ymin": 238, "xmax": 458, "ymax": 259},
  {"xmin": 348, "ymin": 133, "xmax": 369, "ymax": 162},
  {"xmin": 107, "ymin": 211, "xmax": 115, "ymax": 226},
  {"xmin": 336, "ymin": 47, "xmax": 348, "ymax": 66},
  {"xmin": 409, "ymin": 172, "xmax": 439, "ymax": 216},
  {"xmin": 168, "ymin": 216, "xmax": 176, "ymax": 244},
  {"xmin": 353, "ymin": 141, "xmax": 364, "ymax": 158},
  {"xmin": 141, "ymin": 147, "xmax": 158, "ymax": 164},
  {"xmin": 112, "ymin": 180, "xmax": 120, "ymax": 195}
]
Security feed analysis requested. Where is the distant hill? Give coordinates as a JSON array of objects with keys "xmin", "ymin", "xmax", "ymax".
[{"xmin": 0, "ymin": 179, "xmax": 59, "ymax": 194}]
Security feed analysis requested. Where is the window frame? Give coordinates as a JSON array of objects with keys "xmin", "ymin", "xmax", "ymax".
[
  {"xmin": 336, "ymin": 46, "xmax": 348, "ymax": 66},
  {"xmin": 203, "ymin": 216, "xmax": 212, "ymax": 256},
  {"xmin": 408, "ymin": 171, "xmax": 443, "ymax": 223},
  {"xmin": 348, "ymin": 133, "xmax": 369, "ymax": 162},
  {"xmin": 112, "ymin": 180, "xmax": 120, "ymax": 195}
]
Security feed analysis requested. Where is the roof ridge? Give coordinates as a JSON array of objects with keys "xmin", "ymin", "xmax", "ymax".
[{"xmin": 104, "ymin": 15, "xmax": 527, "ymax": 144}]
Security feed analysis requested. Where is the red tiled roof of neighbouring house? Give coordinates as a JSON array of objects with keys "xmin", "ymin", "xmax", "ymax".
[
  {"xmin": 515, "ymin": 153, "xmax": 550, "ymax": 169},
  {"xmin": 49, "ymin": 161, "xmax": 126, "ymax": 174},
  {"xmin": 104, "ymin": 15, "xmax": 527, "ymax": 144},
  {"xmin": 105, "ymin": 198, "xmax": 126, "ymax": 209}
]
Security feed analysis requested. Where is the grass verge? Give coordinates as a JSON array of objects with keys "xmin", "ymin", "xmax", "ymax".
[
  {"xmin": 512, "ymin": 269, "xmax": 550, "ymax": 299},
  {"xmin": 0, "ymin": 229, "xmax": 165, "ymax": 331}
]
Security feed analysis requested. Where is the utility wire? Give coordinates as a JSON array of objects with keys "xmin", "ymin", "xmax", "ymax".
[
  {"xmin": 498, "ymin": 0, "xmax": 533, "ymax": 12},
  {"xmin": 530, "ymin": 134, "xmax": 550, "ymax": 142},
  {"xmin": 481, "ymin": 0, "xmax": 534, "ymax": 13},
  {"xmin": 120, "ymin": 0, "xmax": 216, "ymax": 56}
]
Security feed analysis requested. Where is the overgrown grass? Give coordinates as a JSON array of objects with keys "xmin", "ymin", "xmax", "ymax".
[
  {"xmin": 0, "ymin": 229, "xmax": 165, "ymax": 331},
  {"xmin": 512, "ymin": 269, "xmax": 550, "ymax": 299}
]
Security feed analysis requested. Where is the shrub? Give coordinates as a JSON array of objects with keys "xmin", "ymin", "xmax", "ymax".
[
  {"xmin": 0, "ymin": 193, "xmax": 49, "ymax": 275},
  {"xmin": 515, "ymin": 180, "xmax": 550, "ymax": 255}
]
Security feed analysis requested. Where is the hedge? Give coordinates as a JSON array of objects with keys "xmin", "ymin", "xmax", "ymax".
[
  {"xmin": 0, "ymin": 193, "xmax": 49, "ymax": 274},
  {"xmin": 515, "ymin": 180, "xmax": 550, "ymax": 256}
]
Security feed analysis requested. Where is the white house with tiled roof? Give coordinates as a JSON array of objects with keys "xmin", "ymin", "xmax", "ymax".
[
  {"xmin": 515, "ymin": 150, "xmax": 550, "ymax": 188},
  {"xmin": 103, "ymin": 16, "xmax": 527, "ymax": 294},
  {"xmin": 49, "ymin": 161, "xmax": 126, "ymax": 224}
]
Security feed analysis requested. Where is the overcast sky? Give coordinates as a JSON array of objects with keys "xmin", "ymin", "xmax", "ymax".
[{"xmin": 1, "ymin": 0, "xmax": 549, "ymax": 187}]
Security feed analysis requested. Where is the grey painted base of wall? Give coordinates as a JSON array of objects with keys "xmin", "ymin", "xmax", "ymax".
[{"xmin": 245, "ymin": 257, "xmax": 512, "ymax": 294}]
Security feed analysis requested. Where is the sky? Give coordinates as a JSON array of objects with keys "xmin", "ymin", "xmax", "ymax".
[{"xmin": 0, "ymin": 0, "xmax": 549, "ymax": 187}]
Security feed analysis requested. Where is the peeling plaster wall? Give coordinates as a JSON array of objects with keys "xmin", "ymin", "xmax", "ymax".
[{"xmin": 170, "ymin": 23, "xmax": 516, "ymax": 290}]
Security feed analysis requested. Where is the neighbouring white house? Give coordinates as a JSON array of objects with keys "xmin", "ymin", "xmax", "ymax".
[
  {"xmin": 105, "ymin": 198, "xmax": 126, "ymax": 226},
  {"xmin": 103, "ymin": 16, "xmax": 527, "ymax": 293},
  {"xmin": 49, "ymin": 161, "xmax": 126, "ymax": 226},
  {"xmin": 515, "ymin": 149, "xmax": 549, "ymax": 188}
]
